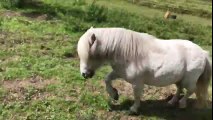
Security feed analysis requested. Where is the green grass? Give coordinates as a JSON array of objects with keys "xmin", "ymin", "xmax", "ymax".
[
  {"xmin": 92, "ymin": 0, "xmax": 212, "ymax": 26},
  {"xmin": 126, "ymin": 0, "xmax": 212, "ymax": 19},
  {"xmin": 0, "ymin": 0, "xmax": 212, "ymax": 120}
]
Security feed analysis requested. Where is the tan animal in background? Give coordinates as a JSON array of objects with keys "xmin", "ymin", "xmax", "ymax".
[{"xmin": 164, "ymin": 10, "xmax": 177, "ymax": 19}]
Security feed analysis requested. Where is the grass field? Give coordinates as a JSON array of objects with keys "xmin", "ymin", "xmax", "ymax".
[
  {"xmin": 93, "ymin": 0, "xmax": 212, "ymax": 26},
  {"xmin": 126, "ymin": 0, "xmax": 212, "ymax": 19},
  {"xmin": 0, "ymin": 0, "xmax": 212, "ymax": 120}
]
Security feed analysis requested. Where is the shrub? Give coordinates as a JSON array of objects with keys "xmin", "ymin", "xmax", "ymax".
[
  {"xmin": 65, "ymin": 17, "xmax": 91, "ymax": 33},
  {"xmin": 0, "ymin": 0, "xmax": 20, "ymax": 9},
  {"xmin": 85, "ymin": 2, "xmax": 108, "ymax": 23}
]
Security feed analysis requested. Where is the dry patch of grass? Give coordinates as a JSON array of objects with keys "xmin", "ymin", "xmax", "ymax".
[
  {"xmin": 0, "ymin": 10, "xmax": 21, "ymax": 17},
  {"xmin": 0, "ymin": 10, "xmax": 51, "ymax": 21},
  {"xmin": 1, "ymin": 76, "xmax": 59, "ymax": 102},
  {"xmin": 3, "ymin": 76, "xmax": 57, "ymax": 89}
]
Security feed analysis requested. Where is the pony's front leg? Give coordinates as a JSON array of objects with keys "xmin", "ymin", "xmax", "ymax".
[
  {"xmin": 130, "ymin": 83, "xmax": 144, "ymax": 114},
  {"xmin": 105, "ymin": 71, "xmax": 119, "ymax": 100}
]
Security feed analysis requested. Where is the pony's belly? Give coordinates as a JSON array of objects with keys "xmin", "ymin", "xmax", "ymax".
[
  {"xmin": 145, "ymin": 50, "xmax": 185, "ymax": 87},
  {"xmin": 144, "ymin": 76, "xmax": 180, "ymax": 87},
  {"xmin": 144, "ymin": 70, "xmax": 183, "ymax": 87}
]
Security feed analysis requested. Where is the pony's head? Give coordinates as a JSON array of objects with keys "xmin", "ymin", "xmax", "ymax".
[{"xmin": 77, "ymin": 28, "xmax": 103, "ymax": 79}]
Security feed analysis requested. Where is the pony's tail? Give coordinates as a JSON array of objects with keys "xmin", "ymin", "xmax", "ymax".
[{"xmin": 196, "ymin": 52, "xmax": 212, "ymax": 108}]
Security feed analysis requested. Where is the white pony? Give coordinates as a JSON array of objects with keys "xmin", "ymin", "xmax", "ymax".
[{"xmin": 77, "ymin": 27, "xmax": 212, "ymax": 114}]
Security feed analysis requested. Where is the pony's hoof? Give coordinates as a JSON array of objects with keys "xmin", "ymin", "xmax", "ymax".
[
  {"xmin": 167, "ymin": 100, "xmax": 177, "ymax": 107},
  {"xmin": 112, "ymin": 88, "xmax": 119, "ymax": 100},
  {"xmin": 179, "ymin": 103, "xmax": 187, "ymax": 109},
  {"xmin": 107, "ymin": 107, "xmax": 113, "ymax": 112},
  {"xmin": 126, "ymin": 110, "xmax": 139, "ymax": 116},
  {"xmin": 129, "ymin": 106, "xmax": 139, "ymax": 115},
  {"xmin": 178, "ymin": 99, "xmax": 187, "ymax": 109},
  {"xmin": 168, "ymin": 101, "xmax": 174, "ymax": 105},
  {"xmin": 167, "ymin": 102, "xmax": 176, "ymax": 108},
  {"xmin": 194, "ymin": 101, "xmax": 207, "ymax": 109}
]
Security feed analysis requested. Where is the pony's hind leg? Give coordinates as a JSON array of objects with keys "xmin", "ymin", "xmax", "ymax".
[
  {"xmin": 178, "ymin": 88, "xmax": 195, "ymax": 108},
  {"xmin": 178, "ymin": 69, "xmax": 202, "ymax": 108},
  {"xmin": 178, "ymin": 79, "xmax": 198, "ymax": 108},
  {"xmin": 105, "ymin": 71, "xmax": 119, "ymax": 101},
  {"xmin": 168, "ymin": 83, "xmax": 183, "ymax": 106}
]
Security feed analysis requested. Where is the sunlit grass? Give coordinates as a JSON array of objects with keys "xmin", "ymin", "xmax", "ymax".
[{"xmin": 0, "ymin": 0, "xmax": 212, "ymax": 119}]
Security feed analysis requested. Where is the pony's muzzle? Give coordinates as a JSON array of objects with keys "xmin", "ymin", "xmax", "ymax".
[{"xmin": 82, "ymin": 70, "xmax": 94, "ymax": 79}]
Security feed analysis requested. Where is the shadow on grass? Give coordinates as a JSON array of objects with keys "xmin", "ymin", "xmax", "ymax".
[{"xmin": 110, "ymin": 96, "xmax": 212, "ymax": 120}]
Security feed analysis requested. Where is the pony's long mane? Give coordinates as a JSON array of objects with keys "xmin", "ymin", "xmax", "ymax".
[{"xmin": 87, "ymin": 28, "xmax": 159, "ymax": 61}]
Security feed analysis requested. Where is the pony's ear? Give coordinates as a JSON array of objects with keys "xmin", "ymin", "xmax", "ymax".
[{"xmin": 89, "ymin": 33, "xmax": 96, "ymax": 46}]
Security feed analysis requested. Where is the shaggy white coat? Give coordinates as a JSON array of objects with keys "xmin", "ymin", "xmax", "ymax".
[{"xmin": 77, "ymin": 27, "xmax": 212, "ymax": 113}]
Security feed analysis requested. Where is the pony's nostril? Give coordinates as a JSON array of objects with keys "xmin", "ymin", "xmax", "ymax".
[
  {"xmin": 82, "ymin": 71, "xmax": 94, "ymax": 79},
  {"xmin": 82, "ymin": 73, "xmax": 87, "ymax": 78}
]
